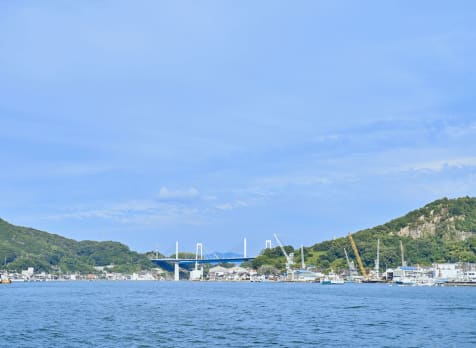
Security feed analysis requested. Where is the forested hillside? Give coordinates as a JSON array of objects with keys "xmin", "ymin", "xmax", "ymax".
[
  {"xmin": 250, "ymin": 197, "xmax": 476, "ymax": 272},
  {"xmin": 0, "ymin": 218, "xmax": 152, "ymax": 273},
  {"xmin": 3, "ymin": 197, "xmax": 476, "ymax": 275}
]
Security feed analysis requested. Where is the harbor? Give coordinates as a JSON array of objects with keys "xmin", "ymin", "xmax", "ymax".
[
  {"xmin": 3, "ymin": 234, "xmax": 476, "ymax": 286},
  {"xmin": 150, "ymin": 234, "xmax": 476, "ymax": 286},
  {"xmin": 3, "ymin": 262, "xmax": 476, "ymax": 286}
]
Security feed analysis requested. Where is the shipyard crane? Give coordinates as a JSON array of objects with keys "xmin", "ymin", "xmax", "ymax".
[
  {"xmin": 344, "ymin": 248, "xmax": 357, "ymax": 276},
  {"xmin": 273, "ymin": 234, "xmax": 294, "ymax": 276},
  {"xmin": 348, "ymin": 234, "xmax": 367, "ymax": 278}
]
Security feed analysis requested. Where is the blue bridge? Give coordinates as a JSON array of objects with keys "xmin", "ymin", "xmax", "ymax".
[
  {"xmin": 151, "ymin": 239, "xmax": 256, "ymax": 280},
  {"xmin": 151, "ymin": 257, "xmax": 255, "ymax": 267}
]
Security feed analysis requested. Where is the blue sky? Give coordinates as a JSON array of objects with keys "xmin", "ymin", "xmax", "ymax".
[{"xmin": 1, "ymin": 1, "xmax": 475, "ymax": 255}]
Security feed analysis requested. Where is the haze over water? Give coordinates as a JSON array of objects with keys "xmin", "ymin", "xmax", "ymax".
[{"xmin": 2, "ymin": 282, "xmax": 475, "ymax": 347}]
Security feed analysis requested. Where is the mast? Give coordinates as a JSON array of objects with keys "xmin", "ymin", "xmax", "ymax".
[
  {"xmin": 400, "ymin": 240, "xmax": 406, "ymax": 267},
  {"xmin": 301, "ymin": 245, "xmax": 305, "ymax": 269},
  {"xmin": 375, "ymin": 239, "xmax": 380, "ymax": 279}
]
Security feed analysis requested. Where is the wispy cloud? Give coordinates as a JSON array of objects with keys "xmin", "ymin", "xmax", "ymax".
[
  {"xmin": 403, "ymin": 157, "xmax": 476, "ymax": 173},
  {"xmin": 157, "ymin": 187, "xmax": 200, "ymax": 200},
  {"xmin": 44, "ymin": 185, "xmax": 256, "ymax": 226},
  {"xmin": 47, "ymin": 199, "xmax": 160, "ymax": 221},
  {"xmin": 444, "ymin": 122, "xmax": 476, "ymax": 138},
  {"xmin": 45, "ymin": 191, "xmax": 207, "ymax": 226},
  {"xmin": 215, "ymin": 200, "xmax": 248, "ymax": 211}
]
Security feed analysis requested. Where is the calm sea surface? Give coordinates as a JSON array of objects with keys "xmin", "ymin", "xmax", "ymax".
[{"xmin": 1, "ymin": 281, "xmax": 475, "ymax": 347}]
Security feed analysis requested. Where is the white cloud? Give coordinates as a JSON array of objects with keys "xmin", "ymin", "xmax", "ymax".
[
  {"xmin": 47, "ymin": 199, "xmax": 160, "ymax": 221},
  {"xmin": 444, "ymin": 122, "xmax": 476, "ymax": 138},
  {"xmin": 215, "ymin": 200, "xmax": 248, "ymax": 211},
  {"xmin": 407, "ymin": 157, "xmax": 476, "ymax": 172},
  {"xmin": 45, "ymin": 196, "xmax": 205, "ymax": 226},
  {"xmin": 45, "ymin": 185, "xmax": 258, "ymax": 227},
  {"xmin": 157, "ymin": 187, "xmax": 200, "ymax": 200}
]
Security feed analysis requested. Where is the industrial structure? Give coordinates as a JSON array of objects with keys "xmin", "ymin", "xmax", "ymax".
[
  {"xmin": 348, "ymin": 233, "xmax": 367, "ymax": 278},
  {"xmin": 273, "ymin": 233, "xmax": 294, "ymax": 280}
]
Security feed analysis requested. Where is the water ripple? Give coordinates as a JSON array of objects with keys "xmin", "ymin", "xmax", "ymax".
[{"xmin": 1, "ymin": 282, "xmax": 476, "ymax": 347}]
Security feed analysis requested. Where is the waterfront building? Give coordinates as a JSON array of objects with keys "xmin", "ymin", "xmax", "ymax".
[
  {"xmin": 391, "ymin": 266, "xmax": 434, "ymax": 285},
  {"xmin": 433, "ymin": 263, "xmax": 476, "ymax": 282},
  {"xmin": 207, "ymin": 266, "xmax": 251, "ymax": 281},
  {"xmin": 293, "ymin": 269, "xmax": 322, "ymax": 282}
]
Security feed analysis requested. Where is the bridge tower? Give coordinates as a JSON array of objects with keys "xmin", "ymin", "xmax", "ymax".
[
  {"xmin": 174, "ymin": 241, "xmax": 179, "ymax": 281},
  {"xmin": 265, "ymin": 240, "xmax": 272, "ymax": 249},
  {"xmin": 190, "ymin": 243, "xmax": 204, "ymax": 280}
]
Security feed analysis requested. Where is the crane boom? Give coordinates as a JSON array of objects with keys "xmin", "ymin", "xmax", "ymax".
[
  {"xmin": 344, "ymin": 248, "xmax": 352, "ymax": 271},
  {"xmin": 348, "ymin": 234, "xmax": 367, "ymax": 278},
  {"xmin": 273, "ymin": 233, "xmax": 294, "ymax": 275},
  {"xmin": 273, "ymin": 233, "xmax": 289, "ymax": 258}
]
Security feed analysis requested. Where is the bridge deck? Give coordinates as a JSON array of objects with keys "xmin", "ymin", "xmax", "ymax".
[{"xmin": 151, "ymin": 257, "xmax": 255, "ymax": 265}]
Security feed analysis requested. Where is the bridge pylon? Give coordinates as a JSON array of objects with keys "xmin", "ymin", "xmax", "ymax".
[{"xmin": 174, "ymin": 241, "xmax": 179, "ymax": 281}]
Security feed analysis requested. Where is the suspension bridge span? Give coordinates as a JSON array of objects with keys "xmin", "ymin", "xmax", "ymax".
[{"xmin": 150, "ymin": 239, "xmax": 256, "ymax": 280}]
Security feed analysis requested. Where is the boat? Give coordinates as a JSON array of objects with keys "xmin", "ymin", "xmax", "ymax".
[
  {"xmin": 330, "ymin": 278, "xmax": 344, "ymax": 285},
  {"xmin": 320, "ymin": 277, "xmax": 345, "ymax": 285},
  {"xmin": 1, "ymin": 274, "xmax": 12, "ymax": 284},
  {"xmin": 362, "ymin": 278, "xmax": 386, "ymax": 284},
  {"xmin": 395, "ymin": 278, "xmax": 415, "ymax": 286},
  {"xmin": 320, "ymin": 271, "xmax": 345, "ymax": 285}
]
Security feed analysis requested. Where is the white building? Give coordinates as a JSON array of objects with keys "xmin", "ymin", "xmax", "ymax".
[
  {"xmin": 208, "ymin": 266, "xmax": 250, "ymax": 281},
  {"xmin": 189, "ymin": 268, "xmax": 203, "ymax": 281},
  {"xmin": 433, "ymin": 263, "xmax": 459, "ymax": 280},
  {"xmin": 433, "ymin": 263, "xmax": 476, "ymax": 282}
]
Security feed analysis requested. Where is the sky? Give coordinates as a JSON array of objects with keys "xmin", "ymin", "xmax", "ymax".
[{"xmin": 1, "ymin": 1, "xmax": 475, "ymax": 256}]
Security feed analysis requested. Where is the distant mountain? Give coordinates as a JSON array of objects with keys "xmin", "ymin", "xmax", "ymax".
[
  {"xmin": 250, "ymin": 197, "xmax": 476, "ymax": 272},
  {"xmin": 204, "ymin": 252, "xmax": 243, "ymax": 259},
  {"xmin": 0, "ymin": 218, "xmax": 152, "ymax": 273}
]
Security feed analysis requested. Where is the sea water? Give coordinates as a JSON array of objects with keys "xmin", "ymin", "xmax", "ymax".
[{"xmin": 1, "ymin": 281, "xmax": 475, "ymax": 347}]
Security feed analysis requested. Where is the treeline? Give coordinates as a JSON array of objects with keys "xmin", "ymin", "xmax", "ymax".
[
  {"xmin": 0, "ymin": 219, "xmax": 152, "ymax": 273},
  {"xmin": 249, "ymin": 232, "xmax": 476, "ymax": 274},
  {"xmin": 2, "ymin": 196, "xmax": 475, "ymax": 274},
  {"xmin": 249, "ymin": 197, "xmax": 476, "ymax": 273}
]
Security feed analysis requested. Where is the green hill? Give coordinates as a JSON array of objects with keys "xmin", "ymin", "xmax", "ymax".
[
  {"xmin": 3, "ymin": 196, "xmax": 476, "ymax": 275},
  {"xmin": 0, "ymin": 218, "xmax": 152, "ymax": 273},
  {"xmin": 250, "ymin": 197, "xmax": 476, "ymax": 272}
]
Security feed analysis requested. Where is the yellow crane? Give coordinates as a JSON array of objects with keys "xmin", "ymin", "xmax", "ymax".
[{"xmin": 348, "ymin": 234, "xmax": 367, "ymax": 278}]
